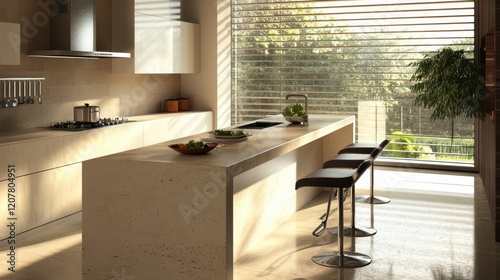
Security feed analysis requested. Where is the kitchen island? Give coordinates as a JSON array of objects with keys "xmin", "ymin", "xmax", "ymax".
[{"xmin": 82, "ymin": 114, "xmax": 354, "ymax": 279}]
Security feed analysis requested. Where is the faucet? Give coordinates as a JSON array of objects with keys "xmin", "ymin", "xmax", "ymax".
[{"xmin": 285, "ymin": 94, "xmax": 308, "ymax": 115}]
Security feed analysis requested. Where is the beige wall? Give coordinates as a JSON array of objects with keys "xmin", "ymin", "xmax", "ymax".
[
  {"xmin": 0, "ymin": 0, "xmax": 183, "ymax": 130},
  {"xmin": 181, "ymin": 0, "xmax": 231, "ymax": 129}
]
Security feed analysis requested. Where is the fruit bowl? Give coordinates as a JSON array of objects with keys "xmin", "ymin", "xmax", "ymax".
[{"xmin": 168, "ymin": 143, "xmax": 218, "ymax": 154}]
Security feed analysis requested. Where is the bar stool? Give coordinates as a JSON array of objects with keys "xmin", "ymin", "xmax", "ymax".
[
  {"xmin": 338, "ymin": 139, "xmax": 391, "ymax": 204},
  {"xmin": 295, "ymin": 160, "xmax": 372, "ymax": 268},
  {"xmin": 322, "ymin": 148, "xmax": 382, "ymax": 237}
]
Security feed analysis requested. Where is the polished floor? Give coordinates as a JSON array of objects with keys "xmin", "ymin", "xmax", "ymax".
[{"xmin": 1, "ymin": 167, "xmax": 499, "ymax": 279}]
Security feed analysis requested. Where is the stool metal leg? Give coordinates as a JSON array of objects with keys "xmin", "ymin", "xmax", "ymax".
[
  {"xmin": 312, "ymin": 188, "xmax": 371, "ymax": 268},
  {"xmin": 312, "ymin": 189, "xmax": 334, "ymax": 237},
  {"xmin": 328, "ymin": 184, "xmax": 376, "ymax": 237},
  {"xmin": 355, "ymin": 164, "xmax": 390, "ymax": 204}
]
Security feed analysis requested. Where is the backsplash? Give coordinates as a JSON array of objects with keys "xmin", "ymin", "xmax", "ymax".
[
  {"xmin": 0, "ymin": 0, "xmax": 181, "ymax": 131},
  {"xmin": 0, "ymin": 58, "xmax": 180, "ymax": 130}
]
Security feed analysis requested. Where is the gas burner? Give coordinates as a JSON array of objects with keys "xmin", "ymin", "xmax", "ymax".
[
  {"xmin": 99, "ymin": 117, "xmax": 129, "ymax": 126},
  {"xmin": 49, "ymin": 118, "xmax": 131, "ymax": 131}
]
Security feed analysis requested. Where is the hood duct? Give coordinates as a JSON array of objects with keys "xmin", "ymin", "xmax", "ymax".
[{"xmin": 28, "ymin": 0, "xmax": 130, "ymax": 59}]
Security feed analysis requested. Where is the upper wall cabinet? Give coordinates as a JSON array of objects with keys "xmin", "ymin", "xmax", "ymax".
[
  {"xmin": 0, "ymin": 1, "xmax": 20, "ymax": 65},
  {"xmin": 0, "ymin": 22, "xmax": 20, "ymax": 65},
  {"xmin": 111, "ymin": 0, "xmax": 200, "ymax": 74}
]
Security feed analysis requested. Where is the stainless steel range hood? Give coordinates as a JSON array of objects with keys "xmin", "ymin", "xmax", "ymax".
[{"xmin": 28, "ymin": 0, "xmax": 130, "ymax": 59}]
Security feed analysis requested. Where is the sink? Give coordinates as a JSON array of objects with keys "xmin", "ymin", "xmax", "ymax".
[{"xmin": 235, "ymin": 121, "xmax": 283, "ymax": 130}]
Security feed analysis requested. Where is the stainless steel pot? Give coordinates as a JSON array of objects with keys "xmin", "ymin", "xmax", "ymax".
[{"xmin": 74, "ymin": 103, "xmax": 100, "ymax": 123}]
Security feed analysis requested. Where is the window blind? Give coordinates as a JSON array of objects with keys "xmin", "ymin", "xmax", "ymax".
[{"xmin": 231, "ymin": 0, "xmax": 475, "ymax": 162}]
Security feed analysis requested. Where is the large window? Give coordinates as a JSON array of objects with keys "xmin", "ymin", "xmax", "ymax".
[{"xmin": 231, "ymin": 0, "xmax": 476, "ymax": 164}]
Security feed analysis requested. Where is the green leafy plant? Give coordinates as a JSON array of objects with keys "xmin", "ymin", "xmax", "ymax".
[
  {"xmin": 213, "ymin": 129, "xmax": 246, "ymax": 136},
  {"xmin": 187, "ymin": 140, "xmax": 206, "ymax": 149},
  {"xmin": 282, "ymin": 103, "xmax": 306, "ymax": 117},
  {"xmin": 409, "ymin": 47, "xmax": 487, "ymax": 141}
]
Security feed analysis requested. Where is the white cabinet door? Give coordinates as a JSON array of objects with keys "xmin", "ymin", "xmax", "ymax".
[{"xmin": 112, "ymin": 0, "xmax": 200, "ymax": 74}]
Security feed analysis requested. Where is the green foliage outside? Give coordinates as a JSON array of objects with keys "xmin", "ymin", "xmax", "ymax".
[
  {"xmin": 409, "ymin": 48, "xmax": 486, "ymax": 122},
  {"xmin": 387, "ymin": 132, "xmax": 435, "ymax": 160},
  {"xmin": 384, "ymin": 131, "xmax": 474, "ymax": 162},
  {"xmin": 232, "ymin": 1, "xmax": 476, "ymax": 163},
  {"xmin": 408, "ymin": 48, "xmax": 486, "ymax": 147}
]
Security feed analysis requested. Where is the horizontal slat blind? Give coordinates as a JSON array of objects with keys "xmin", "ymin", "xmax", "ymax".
[{"xmin": 231, "ymin": 0, "xmax": 475, "ymax": 162}]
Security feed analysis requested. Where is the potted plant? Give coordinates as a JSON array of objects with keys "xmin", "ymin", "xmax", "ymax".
[{"xmin": 409, "ymin": 47, "xmax": 487, "ymax": 143}]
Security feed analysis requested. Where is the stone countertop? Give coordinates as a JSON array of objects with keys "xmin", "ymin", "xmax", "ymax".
[
  {"xmin": 96, "ymin": 114, "xmax": 355, "ymax": 176},
  {"xmin": 0, "ymin": 111, "xmax": 208, "ymax": 146}
]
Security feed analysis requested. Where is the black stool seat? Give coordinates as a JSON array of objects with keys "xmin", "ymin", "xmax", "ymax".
[
  {"xmin": 321, "ymin": 148, "xmax": 382, "ymax": 237},
  {"xmin": 338, "ymin": 139, "xmax": 390, "ymax": 154},
  {"xmin": 338, "ymin": 143, "xmax": 379, "ymax": 154},
  {"xmin": 323, "ymin": 150, "xmax": 378, "ymax": 169},
  {"xmin": 296, "ymin": 168, "xmax": 361, "ymax": 188},
  {"xmin": 295, "ymin": 161, "xmax": 372, "ymax": 268},
  {"xmin": 337, "ymin": 139, "xmax": 391, "ymax": 204}
]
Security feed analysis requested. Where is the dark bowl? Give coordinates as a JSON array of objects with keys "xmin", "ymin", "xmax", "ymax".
[{"xmin": 168, "ymin": 143, "xmax": 218, "ymax": 154}]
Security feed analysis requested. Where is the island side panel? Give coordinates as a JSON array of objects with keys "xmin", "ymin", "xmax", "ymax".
[
  {"xmin": 82, "ymin": 159, "xmax": 228, "ymax": 280},
  {"xmin": 232, "ymin": 140, "xmax": 324, "ymax": 261},
  {"xmin": 321, "ymin": 123, "xmax": 355, "ymax": 162},
  {"xmin": 232, "ymin": 121, "xmax": 353, "ymax": 261}
]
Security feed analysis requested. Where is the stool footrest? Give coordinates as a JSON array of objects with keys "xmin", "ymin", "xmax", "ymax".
[
  {"xmin": 355, "ymin": 195, "xmax": 391, "ymax": 204},
  {"xmin": 312, "ymin": 251, "xmax": 372, "ymax": 268},
  {"xmin": 328, "ymin": 225, "xmax": 376, "ymax": 237},
  {"xmin": 312, "ymin": 219, "xmax": 327, "ymax": 237},
  {"xmin": 312, "ymin": 188, "xmax": 335, "ymax": 237}
]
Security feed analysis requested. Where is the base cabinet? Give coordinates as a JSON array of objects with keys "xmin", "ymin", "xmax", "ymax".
[{"xmin": 0, "ymin": 164, "xmax": 82, "ymax": 239}]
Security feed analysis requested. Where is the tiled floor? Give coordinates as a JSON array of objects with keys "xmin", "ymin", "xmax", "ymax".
[{"xmin": 1, "ymin": 167, "xmax": 499, "ymax": 280}]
